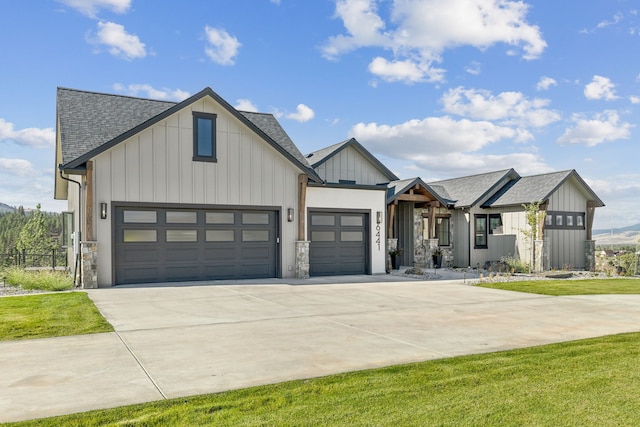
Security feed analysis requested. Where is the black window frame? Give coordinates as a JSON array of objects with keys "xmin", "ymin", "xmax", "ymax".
[
  {"xmin": 545, "ymin": 211, "xmax": 586, "ymax": 230},
  {"xmin": 489, "ymin": 213, "xmax": 502, "ymax": 235},
  {"xmin": 192, "ymin": 112, "xmax": 217, "ymax": 162},
  {"xmin": 435, "ymin": 215, "xmax": 451, "ymax": 246},
  {"xmin": 474, "ymin": 214, "xmax": 488, "ymax": 249}
]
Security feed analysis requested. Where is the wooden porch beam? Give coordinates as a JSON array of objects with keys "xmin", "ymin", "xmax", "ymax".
[
  {"xmin": 297, "ymin": 175, "xmax": 308, "ymax": 241},
  {"xmin": 85, "ymin": 161, "xmax": 94, "ymax": 241},
  {"xmin": 396, "ymin": 194, "xmax": 431, "ymax": 202},
  {"xmin": 387, "ymin": 203, "xmax": 396, "ymax": 238}
]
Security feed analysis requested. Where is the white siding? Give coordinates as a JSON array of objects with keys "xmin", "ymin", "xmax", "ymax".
[
  {"xmin": 306, "ymin": 186, "xmax": 387, "ymax": 274},
  {"xmin": 546, "ymin": 179, "xmax": 590, "ymax": 269},
  {"xmin": 92, "ymin": 97, "xmax": 302, "ymax": 286},
  {"xmin": 315, "ymin": 145, "xmax": 390, "ymax": 185}
]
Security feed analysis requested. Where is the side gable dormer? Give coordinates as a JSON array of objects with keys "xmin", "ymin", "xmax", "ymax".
[{"xmin": 306, "ymin": 138, "xmax": 398, "ymax": 185}]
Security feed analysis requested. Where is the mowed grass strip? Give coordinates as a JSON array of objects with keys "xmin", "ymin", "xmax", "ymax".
[
  {"xmin": 477, "ymin": 278, "xmax": 640, "ymax": 296},
  {"xmin": 0, "ymin": 292, "xmax": 113, "ymax": 340},
  {"xmin": 8, "ymin": 332, "xmax": 640, "ymax": 426}
]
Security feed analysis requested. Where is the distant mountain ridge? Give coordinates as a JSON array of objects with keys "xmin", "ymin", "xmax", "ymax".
[
  {"xmin": 593, "ymin": 223, "xmax": 640, "ymax": 236},
  {"xmin": 593, "ymin": 223, "xmax": 640, "ymax": 247},
  {"xmin": 0, "ymin": 202, "xmax": 15, "ymax": 213}
]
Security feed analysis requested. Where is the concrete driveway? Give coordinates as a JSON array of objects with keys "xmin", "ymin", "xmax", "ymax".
[{"xmin": 3, "ymin": 277, "xmax": 640, "ymax": 422}]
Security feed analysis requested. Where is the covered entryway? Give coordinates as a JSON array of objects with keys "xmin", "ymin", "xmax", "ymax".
[
  {"xmin": 308, "ymin": 210, "xmax": 369, "ymax": 276},
  {"xmin": 114, "ymin": 206, "xmax": 279, "ymax": 284}
]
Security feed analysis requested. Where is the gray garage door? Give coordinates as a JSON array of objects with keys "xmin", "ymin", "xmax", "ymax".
[
  {"xmin": 309, "ymin": 211, "xmax": 368, "ymax": 276},
  {"xmin": 114, "ymin": 206, "xmax": 278, "ymax": 285}
]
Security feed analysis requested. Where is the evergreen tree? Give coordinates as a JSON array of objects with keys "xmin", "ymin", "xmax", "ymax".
[{"xmin": 16, "ymin": 204, "xmax": 56, "ymax": 254}]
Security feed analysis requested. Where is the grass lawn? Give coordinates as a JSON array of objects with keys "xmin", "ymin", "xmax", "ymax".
[
  {"xmin": 0, "ymin": 292, "xmax": 113, "ymax": 340},
  {"xmin": 8, "ymin": 332, "xmax": 640, "ymax": 426},
  {"xmin": 477, "ymin": 278, "xmax": 640, "ymax": 296}
]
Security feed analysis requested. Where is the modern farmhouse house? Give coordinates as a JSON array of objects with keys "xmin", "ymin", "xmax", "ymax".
[{"xmin": 55, "ymin": 86, "xmax": 603, "ymax": 288}]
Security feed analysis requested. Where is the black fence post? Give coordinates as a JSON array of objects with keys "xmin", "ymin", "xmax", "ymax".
[{"xmin": 52, "ymin": 248, "xmax": 56, "ymax": 270}]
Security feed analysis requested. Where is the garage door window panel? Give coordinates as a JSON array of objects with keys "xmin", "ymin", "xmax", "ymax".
[
  {"xmin": 242, "ymin": 230, "xmax": 270, "ymax": 242},
  {"xmin": 311, "ymin": 215, "xmax": 335, "ymax": 226},
  {"xmin": 167, "ymin": 211, "xmax": 197, "ymax": 224},
  {"xmin": 341, "ymin": 231, "xmax": 363, "ymax": 241},
  {"xmin": 242, "ymin": 213, "xmax": 270, "ymax": 225},
  {"xmin": 206, "ymin": 230, "xmax": 235, "ymax": 242},
  {"xmin": 340, "ymin": 216, "xmax": 363, "ymax": 227},
  {"xmin": 123, "ymin": 210, "xmax": 157, "ymax": 223},
  {"xmin": 206, "ymin": 212, "xmax": 235, "ymax": 224},
  {"xmin": 123, "ymin": 229, "xmax": 157, "ymax": 242},
  {"xmin": 311, "ymin": 231, "xmax": 335, "ymax": 242},
  {"xmin": 166, "ymin": 230, "xmax": 198, "ymax": 242}
]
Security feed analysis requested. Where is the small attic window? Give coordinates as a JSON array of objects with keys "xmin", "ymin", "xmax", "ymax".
[{"xmin": 193, "ymin": 112, "xmax": 217, "ymax": 162}]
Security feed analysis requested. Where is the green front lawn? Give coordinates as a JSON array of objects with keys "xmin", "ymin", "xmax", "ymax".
[
  {"xmin": 0, "ymin": 292, "xmax": 113, "ymax": 340},
  {"xmin": 477, "ymin": 278, "xmax": 640, "ymax": 296},
  {"xmin": 8, "ymin": 332, "xmax": 640, "ymax": 426}
]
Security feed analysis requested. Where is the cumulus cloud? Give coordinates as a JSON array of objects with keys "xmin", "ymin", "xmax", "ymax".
[
  {"xmin": 584, "ymin": 75, "xmax": 619, "ymax": 100},
  {"xmin": 322, "ymin": 0, "xmax": 546, "ymax": 83},
  {"xmin": 286, "ymin": 104, "xmax": 315, "ymax": 122},
  {"xmin": 57, "ymin": 0, "xmax": 131, "ymax": 18},
  {"xmin": 0, "ymin": 119, "xmax": 55, "ymax": 149},
  {"xmin": 113, "ymin": 83, "xmax": 190, "ymax": 101},
  {"xmin": 557, "ymin": 110, "xmax": 633, "ymax": 146},
  {"xmin": 204, "ymin": 26, "xmax": 241, "ymax": 65},
  {"xmin": 350, "ymin": 115, "xmax": 519, "ymax": 158},
  {"xmin": 235, "ymin": 99, "xmax": 259, "ymax": 112},
  {"xmin": 630, "ymin": 95, "xmax": 640, "ymax": 104},
  {"xmin": 536, "ymin": 76, "xmax": 557, "ymax": 91},
  {"xmin": 441, "ymin": 87, "xmax": 561, "ymax": 128},
  {"xmin": 0, "ymin": 158, "xmax": 36, "ymax": 177},
  {"xmin": 417, "ymin": 152, "xmax": 552, "ymax": 178},
  {"xmin": 91, "ymin": 21, "xmax": 146, "ymax": 60}
]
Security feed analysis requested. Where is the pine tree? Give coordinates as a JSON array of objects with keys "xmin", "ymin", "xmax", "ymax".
[{"xmin": 16, "ymin": 204, "xmax": 56, "ymax": 254}]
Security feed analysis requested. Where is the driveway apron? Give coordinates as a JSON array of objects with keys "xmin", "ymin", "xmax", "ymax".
[{"xmin": 2, "ymin": 279, "xmax": 640, "ymax": 422}]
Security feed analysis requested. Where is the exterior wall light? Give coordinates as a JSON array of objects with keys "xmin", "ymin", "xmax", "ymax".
[
  {"xmin": 287, "ymin": 208, "xmax": 294, "ymax": 222},
  {"xmin": 100, "ymin": 203, "xmax": 108, "ymax": 220},
  {"xmin": 376, "ymin": 211, "xmax": 383, "ymax": 224}
]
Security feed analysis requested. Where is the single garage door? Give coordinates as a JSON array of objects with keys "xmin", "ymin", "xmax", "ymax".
[
  {"xmin": 309, "ymin": 211, "xmax": 369, "ymax": 276},
  {"xmin": 114, "ymin": 206, "xmax": 278, "ymax": 285}
]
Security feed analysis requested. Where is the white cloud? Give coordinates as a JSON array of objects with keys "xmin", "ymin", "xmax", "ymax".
[
  {"xmin": 204, "ymin": 26, "xmax": 241, "ymax": 65},
  {"xmin": 465, "ymin": 61, "xmax": 481, "ymax": 76},
  {"xmin": 235, "ymin": 99, "xmax": 259, "ymax": 112},
  {"xmin": 323, "ymin": 0, "xmax": 546, "ymax": 84},
  {"xmin": 286, "ymin": 104, "xmax": 315, "ymax": 122},
  {"xmin": 350, "ymin": 115, "xmax": 519, "ymax": 158},
  {"xmin": 630, "ymin": 95, "xmax": 640, "ymax": 104},
  {"xmin": 441, "ymin": 87, "xmax": 561, "ymax": 128},
  {"xmin": 584, "ymin": 75, "xmax": 619, "ymax": 100},
  {"xmin": 113, "ymin": 83, "xmax": 190, "ymax": 101},
  {"xmin": 0, "ymin": 158, "xmax": 36, "ymax": 177},
  {"xmin": 596, "ymin": 12, "xmax": 624, "ymax": 30},
  {"xmin": 0, "ymin": 118, "xmax": 55, "ymax": 148},
  {"xmin": 557, "ymin": 110, "xmax": 633, "ymax": 146},
  {"xmin": 92, "ymin": 21, "xmax": 146, "ymax": 60},
  {"xmin": 536, "ymin": 76, "xmax": 557, "ymax": 91},
  {"xmin": 57, "ymin": 0, "xmax": 131, "ymax": 18},
  {"xmin": 415, "ymin": 152, "xmax": 552, "ymax": 178},
  {"xmin": 368, "ymin": 57, "xmax": 443, "ymax": 84}
]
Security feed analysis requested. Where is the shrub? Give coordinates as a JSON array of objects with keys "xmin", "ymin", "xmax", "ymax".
[
  {"xmin": 500, "ymin": 256, "xmax": 530, "ymax": 274},
  {"xmin": 2, "ymin": 267, "xmax": 73, "ymax": 291}
]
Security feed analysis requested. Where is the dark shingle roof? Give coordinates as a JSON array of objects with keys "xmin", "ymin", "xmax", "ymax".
[
  {"xmin": 484, "ymin": 170, "xmax": 605, "ymax": 207},
  {"xmin": 57, "ymin": 87, "xmax": 320, "ymax": 181},
  {"xmin": 427, "ymin": 169, "xmax": 519, "ymax": 208},
  {"xmin": 239, "ymin": 111, "xmax": 311, "ymax": 169},
  {"xmin": 387, "ymin": 177, "xmax": 450, "ymax": 206},
  {"xmin": 57, "ymin": 87, "xmax": 174, "ymax": 166}
]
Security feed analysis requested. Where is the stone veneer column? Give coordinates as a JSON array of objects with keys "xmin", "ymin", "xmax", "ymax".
[
  {"xmin": 533, "ymin": 240, "xmax": 544, "ymax": 272},
  {"xmin": 81, "ymin": 241, "xmax": 98, "ymax": 289},
  {"xmin": 295, "ymin": 241, "xmax": 310, "ymax": 279},
  {"xmin": 425, "ymin": 238, "xmax": 439, "ymax": 268},
  {"xmin": 387, "ymin": 238, "xmax": 398, "ymax": 271},
  {"xmin": 584, "ymin": 240, "xmax": 596, "ymax": 272},
  {"xmin": 413, "ymin": 209, "xmax": 426, "ymax": 267}
]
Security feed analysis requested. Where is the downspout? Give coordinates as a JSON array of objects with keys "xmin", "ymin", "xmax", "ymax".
[{"xmin": 59, "ymin": 167, "xmax": 82, "ymax": 288}]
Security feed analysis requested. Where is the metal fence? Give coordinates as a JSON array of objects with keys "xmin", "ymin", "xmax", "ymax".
[{"xmin": 0, "ymin": 249, "xmax": 68, "ymax": 270}]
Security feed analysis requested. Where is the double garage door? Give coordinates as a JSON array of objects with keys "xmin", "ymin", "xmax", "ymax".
[
  {"xmin": 114, "ymin": 206, "xmax": 278, "ymax": 285},
  {"xmin": 309, "ymin": 211, "xmax": 369, "ymax": 276}
]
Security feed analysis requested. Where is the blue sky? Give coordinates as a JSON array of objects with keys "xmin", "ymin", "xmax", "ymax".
[{"xmin": 0, "ymin": 0, "xmax": 638, "ymax": 230}]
